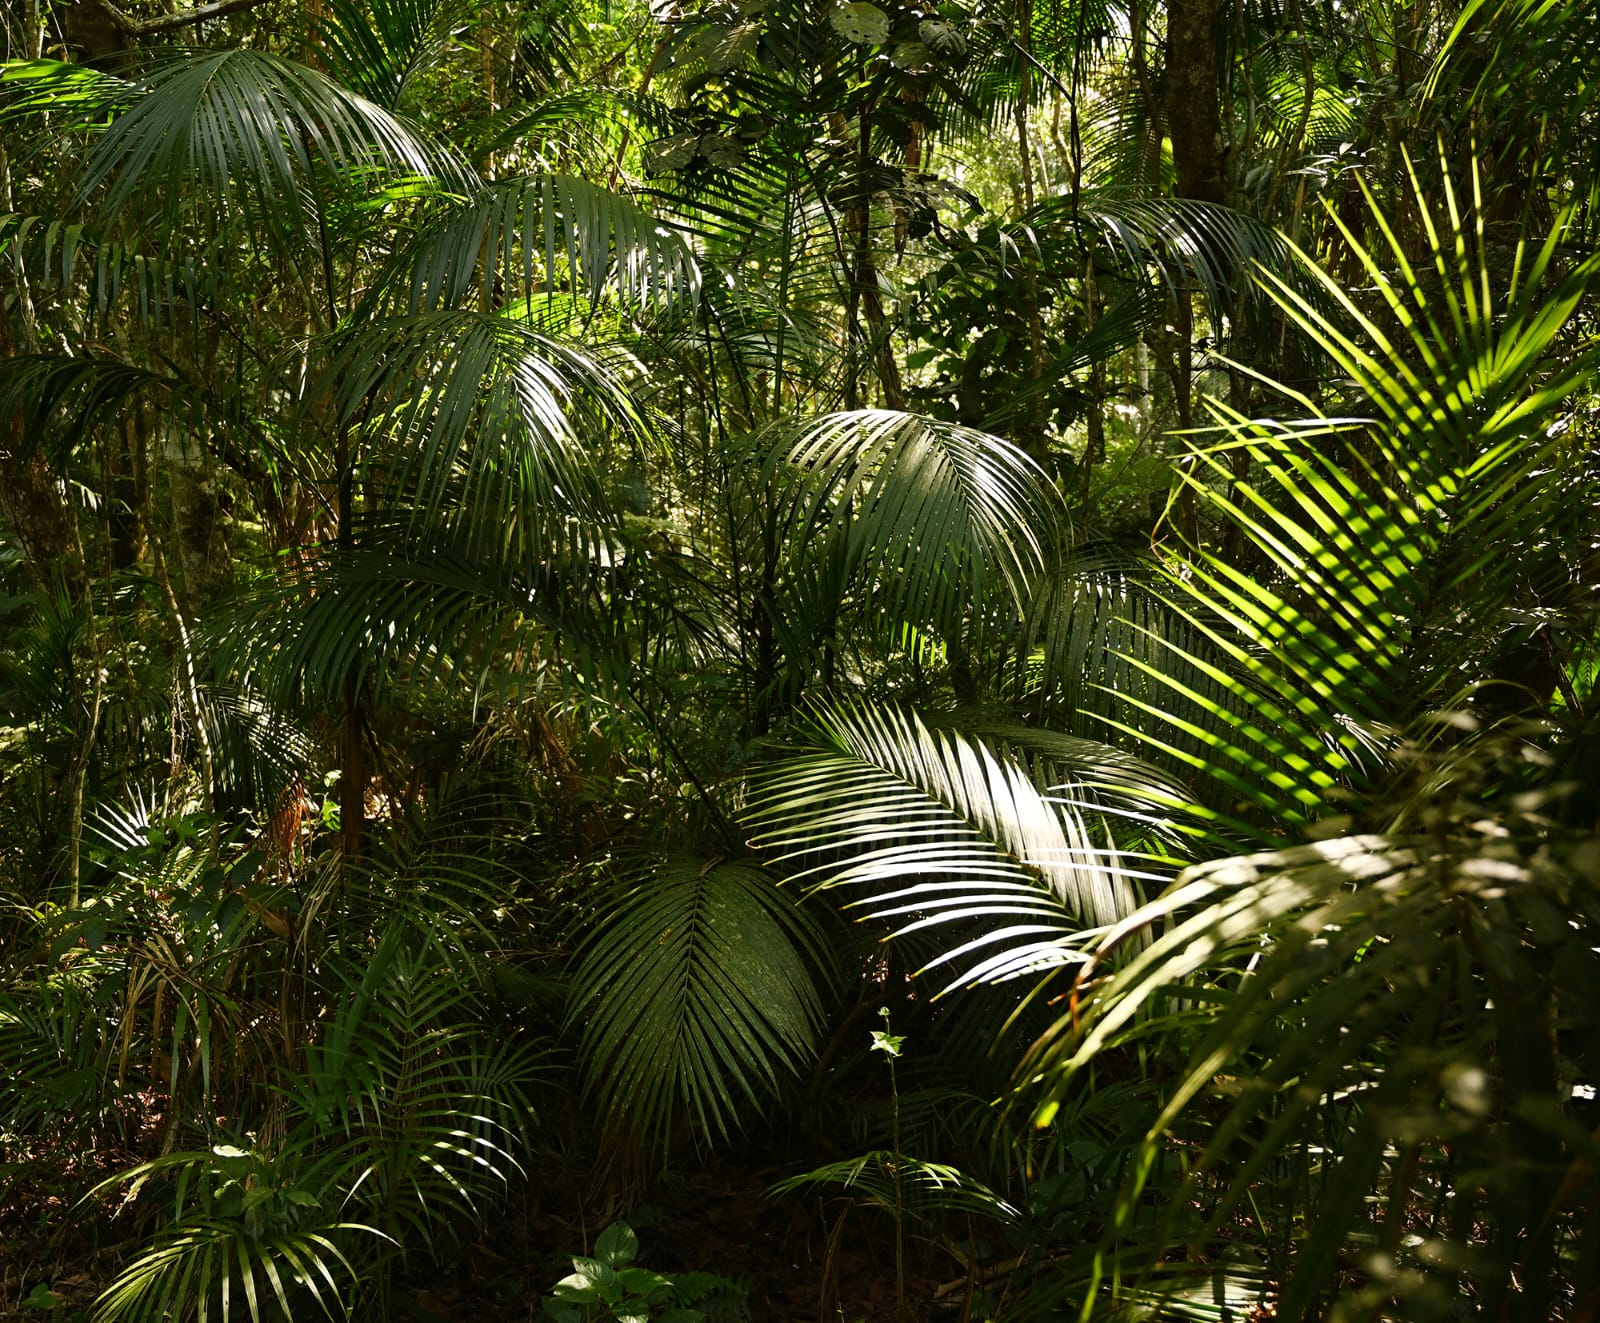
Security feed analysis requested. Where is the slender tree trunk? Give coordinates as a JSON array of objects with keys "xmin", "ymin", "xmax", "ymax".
[
  {"xmin": 1164, "ymin": 0, "xmax": 1227, "ymax": 205},
  {"xmin": 1162, "ymin": 0, "xmax": 1225, "ymax": 545},
  {"xmin": 1010, "ymin": 0, "xmax": 1050, "ymax": 460},
  {"xmin": 335, "ymin": 432, "xmax": 366, "ymax": 858},
  {"xmin": 0, "ymin": 306, "xmax": 82, "ymax": 593}
]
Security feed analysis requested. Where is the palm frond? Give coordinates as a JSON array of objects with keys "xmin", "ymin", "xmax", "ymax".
[
  {"xmin": 0, "ymin": 973, "xmax": 119, "ymax": 1142},
  {"xmin": 937, "ymin": 712, "xmax": 1195, "ymax": 852},
  {"xmin": 0, "ymin": 56, "xmax": 121, "ymax": 131},
  {"xmin": 292, "ymin": 937, "xmax": 540, "ymax": 1252},
  {"xmin": 566, "ymin": 855, "xmax": 831, "ymax": 1155},
  {"xmin": 1073, "ymin": 193, "xmax": 1299, "ymax": 314},
  {"xmin": 310, "ymin": 309, "xmax": 643, "ymax": 527},
  {"xmin": 766, "ymin": 410, "xmax": 1063, "ymax": 646},
  {"xmin": 91, "ymin": 1216, "xmax": 371, "ymax": 1323},
  {"xmin": 1028, "ymin": 761, "xmax": 1600, "ymax": 1318},
  {"xmin": 198, "ymin": 685, "xmax": 316, "ymax": 817},
  {"xmin": 1117, "ymin": 155, "xmax": 1600, "ymax": 824},
  {"xmin": 366, "ymin": 174, "xmax": 701, "ymax": 318},
  {"xmin": 313, "ymin": 0, "xmax": 464, "ymax": 112},
  {"xmin": 0, "ymin": 353, "xmax": 179, "ymax": 465},
  {"xmin": 769, "ymin": 1151, "xmax": 1021, "ymax": 1225},
  {"xmin": 0, "ymin": 211, "xmax": 92, "ymax": 292},
  {"xmin": 215, "ymin": 503, "xmax": 701, "ymax": 715},
  {"xmin": 746, "ymin": 701, "xmax": 1158, "ymax": 990},
  {"xmin": 460, "ymin": 91, "xmax": 615, "ymax": 169},
  {"xmin": 64, "ymin": 50, "xmax": 459, "ymax": 238},
  {"xmin": 1427, "ymin": 0, "xmax": 1600, "ymax": 216},
  {"xmin": 0, "ymin": 213, "xmax": 237, "ymax": 335}
]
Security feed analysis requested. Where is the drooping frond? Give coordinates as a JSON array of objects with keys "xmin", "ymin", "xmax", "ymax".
[
  {"xmin": 764, "ymin": 410, "xmax": 1064, "ymax": 645},
  {"xmin": 365, "ymin": 174, "xmax": 702, "ymax": 318},
  {"xmin": 312, "ymin": 0, "xmax": 464, "ymax": 112},
  {"xmin": 769, "ymin": 1151, "xmax": 1021, "ymax": 1225},
  {"xmin": 1023, "ymin": 750, "xmax": 1600, "ymax": 1318},
  {"xmin": 308, "ymin": 309, "xmax": 644, "ymax": 527},
  {"xmin": 567, "ymin": 855, "xmax": 831, "ymax": 1155},
  {"xmin": 0, "ymin": 212, "xmax": 242, "ymax": 335},
  {"xmin": 1072, "ymin": 193, "xmax": 1299, "ymax": 314},
  {"xmin": 746, "ymin": 701, "xmax": 1158, "ymax": 989},
  {"xmin": 90, "ymin": 1218, "xmax": 370, "ymax": 1323},
  {"xmin": 0, "ymin": 354, "xmax": 177, "ymax": 465},
  {"xmin": 291, "ymin": 934, "xmax": 540, "ymax": 1249},
  {"xmin": 50, "ymin": 50, "xmax": 458, "ymax": 237},
  {"xmin": 216, "ymin": 522, "xmax": 642, "ymax": 713}
]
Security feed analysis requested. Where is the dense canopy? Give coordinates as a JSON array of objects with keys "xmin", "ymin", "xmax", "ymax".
[{"xmin": 1, "ymin": 0, "xmax": 1597, "ymax": 1319}]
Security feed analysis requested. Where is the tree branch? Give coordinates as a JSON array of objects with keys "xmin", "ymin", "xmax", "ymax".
[{"xmin": 98, "ymin": 0, "xmax": 277, "ymax": 38}]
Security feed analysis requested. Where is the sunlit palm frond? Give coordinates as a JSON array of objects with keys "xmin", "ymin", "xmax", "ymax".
[
  {"xmin": 1427, "ymin": 0, "xmax": 1600, "ymax": 216},
  {"xmin": 769, "ymin": 1151, "xmax": 1021, "ymax": 1225},
  {"xmin": 63, "ymin": 50, "xmax": 459, "ymax": 238},
  {"xmin": 309, "ymin": 309, "xmax": 643, "ymax": 527},
  {"xmin": 91, "ymin": 1218, "xmax": 370, "ymax": 1323},
  {"xmin": 746, "ymin": 701, "xmax": 1157, "ymax": 989},
  {"xmin": 1026, "ymin": 754, "xmax": 1600, "ymax": 1318},
  {"xmin": 765, "ymin": 410, "xmax": 1063, "ymax": 648},
  {"xmin": 935, "ymin": 712, "xmax": 1195, "ymax": 853},
  {"xmin": 367, "ymin": 174, "xmax": 701, "ymax": 318},
  {"xmin": 1074, "ymin": 193, "xmax": 1299, "ymax": 314},
  {"xmin": 1116, "ymin": 155, "xmax": 1600, "ymax": 825}
]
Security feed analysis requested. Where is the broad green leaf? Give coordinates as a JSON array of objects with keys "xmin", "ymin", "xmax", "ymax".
[{"xmin": 831, "ymin": 2, "xmax": 890, "ymax": 43}]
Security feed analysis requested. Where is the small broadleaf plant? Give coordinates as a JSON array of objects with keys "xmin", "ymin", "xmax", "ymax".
[{"xmin": 543, "ymin": 1221, "xmax": 744, "ymax": 1323}]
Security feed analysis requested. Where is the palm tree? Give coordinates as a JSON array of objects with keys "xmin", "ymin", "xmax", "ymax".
[{"xmin": 746, "ymin": 152, "xmax": 1600, "ymax": 1316}]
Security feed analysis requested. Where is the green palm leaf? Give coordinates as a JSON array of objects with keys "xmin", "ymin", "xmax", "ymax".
[
  {"xmin": 91, "ymin": 1218, "xmax": 371, "ymax": 1323},
  {"xmin": 293, "ymin": 938, "xmax": 539, "ymax": 1251},
  {"xmin": 769, "ymin": 1151, "xmax": 1020, "ymax": 1225},
  {"xmin": 0, "ymin": 354, "xmax": 176, "ymax": 465},
  {"xmin": 1119, "ymin": 155, "xmax": 1600, "ymax": 824},
  {"xmin": 66, "ymin": 50, "xmax": 456, "ymax": 235},
  {"xmin": 766, "ymin": 410, "xmax": 1063, "ymax": 647},
  {"xmin": 1074, "ymin": 194, "xmax": 1298, "ymax": 313},
  {"xmin": 368, "ymin": 174, "xmax": 701, "ymax": 317},
  {"xmin": 1028, "ymin": 776, "xmax": 1600, "ymax": 1319},
  {"xmin": 310, "ymin": 309, "xmax": 642, "ymax": 527},
  {"xmin": 567, "ymin": 855, "xmax": 830, "ymax": 1155},
  {"xmin": 0, "ymin": 212, "xmax": 233, "ymax": 334},
  {"xmin": 313, "ymin": 0, "xmax": 463, "ymax": 113},
  {"xmin": 746, "ymin": 701, "xmax": 1158, "ymax": 990},
  {"xmin": 1427, "ymin": 0, "xmax": 1600, "ymax": 214}
]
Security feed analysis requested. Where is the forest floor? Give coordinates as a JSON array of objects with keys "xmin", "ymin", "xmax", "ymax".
[{"xmin": 0, "ymin": 1153, "xmax": 984, "ymax": 1322}]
